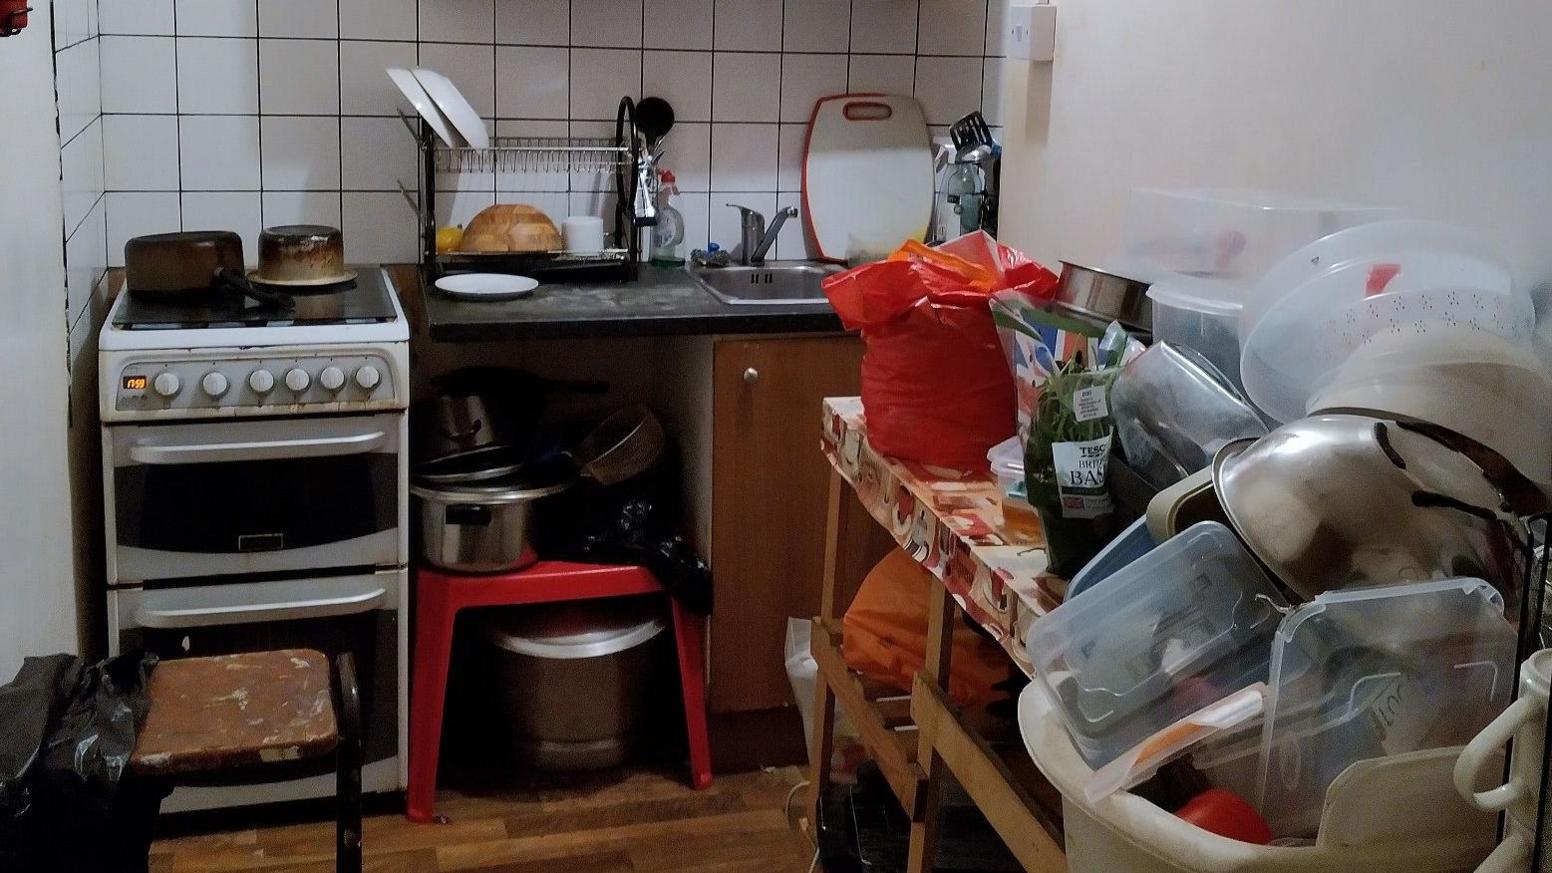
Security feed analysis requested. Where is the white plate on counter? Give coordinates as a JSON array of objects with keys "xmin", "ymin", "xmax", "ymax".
[{"xmin": 435, "ymin": 273, "xmax": 539, "ymax": 301}]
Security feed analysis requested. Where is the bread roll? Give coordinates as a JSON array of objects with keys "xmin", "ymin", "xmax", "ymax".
[{"xmin": 460, "ymin": 204, "xmax": 562, "ymax": 253}]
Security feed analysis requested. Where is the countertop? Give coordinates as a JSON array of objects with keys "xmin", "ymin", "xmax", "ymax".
[{"xmin": 420, "ymin": 264, "xmax": 846, "ymax": 341}]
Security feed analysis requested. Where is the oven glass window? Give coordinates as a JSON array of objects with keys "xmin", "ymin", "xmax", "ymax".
[{"xmin": 116, "ymin": 453, "xmax": 397, "ymax": 554}]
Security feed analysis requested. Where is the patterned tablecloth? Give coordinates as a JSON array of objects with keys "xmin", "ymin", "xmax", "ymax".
[{"xmin": 822, "ymin": 397, "xmax": 1064, "ymax": 676}]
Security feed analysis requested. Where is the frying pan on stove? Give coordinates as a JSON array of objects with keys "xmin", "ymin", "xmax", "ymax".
[{"xmin": 123, "ymin": 231, "xmax": 292, "ymax": 309}]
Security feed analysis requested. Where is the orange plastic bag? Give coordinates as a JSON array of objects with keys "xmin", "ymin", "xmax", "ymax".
[
  {"xmin": 842, "ymin": 549, "xmax": 1010, "ymax": 708},
  {"xmin": 823, "ymin": 232, "xmax": 1059, "ymax": 471}
]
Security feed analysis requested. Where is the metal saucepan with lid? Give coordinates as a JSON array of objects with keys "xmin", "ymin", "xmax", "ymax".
[
  {"xmin": 1212, "ymin": 413, "xmax": 1528, "ymax": 612},
  {"xmin": 411, "ymin": 470, "xmax": 573, "ymax": 573},
  {"xmin": 123, "ymin": 231, "xmax": 293, "ymax": 309}
]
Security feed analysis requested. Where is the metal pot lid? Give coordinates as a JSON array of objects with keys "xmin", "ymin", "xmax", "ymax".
[
  {"xmin": 413, "ymin": 444, "xmax": 527, "ymax": 484},
  {"xmin": 410, "ymin": 470, "xmax": 572, "ymax": 504},
  {"xmin": 483, "ymin": 598, "xmax": 667, "ymax": 659}
]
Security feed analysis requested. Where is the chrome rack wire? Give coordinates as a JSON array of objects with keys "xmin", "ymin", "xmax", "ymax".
[{"xmin": 395, "ymin": 111, "xmax": 632, "ymax": 174}]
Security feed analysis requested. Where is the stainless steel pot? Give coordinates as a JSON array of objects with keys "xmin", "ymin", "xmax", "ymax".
[
  {"xmin": 410, "ymin": 475, "xmax": 570, "ymax": 573},
  {"xmin": 483, "ymin": 598, "xmax": 665, "ymax": 770},
  {"xmin": 1055, "ymin": 262, "xmax": 1152, "ymax": 331}
]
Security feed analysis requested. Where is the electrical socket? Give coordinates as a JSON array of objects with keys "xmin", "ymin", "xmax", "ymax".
[{"xmin": 1007, "ymin": 1, "xmax": 1056, "ymax": 62}]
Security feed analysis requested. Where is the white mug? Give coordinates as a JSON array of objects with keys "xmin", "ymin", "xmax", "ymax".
[
  {"xmin": 562, "ymin": 215, "xmax": 605, "ymax": 254},
  {"xmin": 1455, "ymin": 647, "xmax": 1552, "ymax": 873}
]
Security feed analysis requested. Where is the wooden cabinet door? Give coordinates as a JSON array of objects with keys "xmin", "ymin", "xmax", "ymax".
[{"xmin": 710, "ymin": 335, "xmax": 891, "ymax": 713}]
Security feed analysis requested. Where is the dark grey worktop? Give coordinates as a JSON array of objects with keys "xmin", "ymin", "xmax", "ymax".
[{"xmin": 421, "ymin": 264, "xmax": 846, "ymax": 340}]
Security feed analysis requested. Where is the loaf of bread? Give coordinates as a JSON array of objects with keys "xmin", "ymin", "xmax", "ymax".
[{"xmin": 460, "ymin": 204, "xmax": 562, "ymax": 253}]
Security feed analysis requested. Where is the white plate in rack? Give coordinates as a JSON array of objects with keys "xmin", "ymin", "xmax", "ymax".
[
  {"xmin": 387, "ymin": 67, "xmax": 463, "ymax": 148},
  {"xmin": 411, "ymin": 68, "xmax": 490, "ymax": 150},
  {"xmin": 435, "ymin": 273, "xmax": 539, "ymax": 301}
]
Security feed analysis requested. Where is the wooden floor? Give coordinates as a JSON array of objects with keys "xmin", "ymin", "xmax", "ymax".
[{"xmin": 149, "ymin": 767, "xmax": 817, "ymax": 873}]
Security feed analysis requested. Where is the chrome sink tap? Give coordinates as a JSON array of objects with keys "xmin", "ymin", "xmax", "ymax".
[{"xmin": 726, "ymin": 203, "xmax": 798, "ymax": 266}]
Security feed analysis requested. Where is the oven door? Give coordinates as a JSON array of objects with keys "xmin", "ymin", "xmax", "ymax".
[
  {"xmin": 107, "ymin": 412, "xmax": 405, "ymax": 583},
  {"xmin": 109, "ymin": 571, "xmax": 405, "ymax": 811}
]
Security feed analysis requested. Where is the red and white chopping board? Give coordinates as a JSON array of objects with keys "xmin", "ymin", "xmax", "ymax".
[{"xmin": 803, "ymin": 93, "xmax": 934, "ymax": 262}]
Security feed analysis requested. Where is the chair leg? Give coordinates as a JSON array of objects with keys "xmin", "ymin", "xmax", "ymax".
[
  {"xmin": 407, "ymin": 577, "xmax": 458, "ymax": 822},
  {"xmin": 668, "ymin": 596, "xmax": 713, "ymax": 789},
  {"xmin": 335, "ymin": 653, "xmax": 364, "ymax": 873}
]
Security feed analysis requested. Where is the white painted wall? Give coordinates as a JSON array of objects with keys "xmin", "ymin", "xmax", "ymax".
[
  {"xmin": 998, "ymin": 0, "xmax": 1552, "ymax": 289},
  {"xmin": 0, "ymin": 3, "xmax": 81, "ymax": 679}
]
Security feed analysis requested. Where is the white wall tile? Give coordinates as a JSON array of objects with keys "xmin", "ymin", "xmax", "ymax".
[
  {"xmin": 340, "ymin": 41, "xmax": 417, "ymax": 115},
  {"xmin": 496, "ymin": 0, "xmax": 569, "ymax": 45},
  {"xmin": 263, "ymin": 190, "xmax": 343, "ymax": 227},
  {"xmin": 572, "ymin": 0, "xmax": 642, "ymax": 48},
  {"xmin": 66, "ymin": 201, "xmax": 107, "ymax": 328},
  {"xmin": 494, "ymin": 119, "xmax": 568, "ymax": 191},
  {"xmin": 662, "ymin": 121, "xmax": 709, "ymax": 190},
  {"xmin": 643, "ymin": 51, "xmax": 712, "ymax": 122},
  {"xmin": 709, "ymin": 191, "xmax": 774, "ymax": 252},
  {"xmin": 175, "ymin": 0, "xmax": 257, "ymax": 37},
  {"xmin": 340, "ymin": 0, "xmax": 415, "ymax": 40},
  {"xmin": 851, "ymin": 0, "xmax": 917, "ymax": 54},
  {"xmin": 774, "ymin": 191, "xmax": 812, "ymax": 259},
  {"xmin": 54, "ymin": 0, "xmax": 92, "ymax": 47},
  {"xmin": 177, "ymin": 37, "xmax": 259, "ymax": 113},
  {"xmin": 981, "ymin": 57, "xmax": 1005, "ymax": 126},
  {"xmin": 713, "ymin": 0, "xmax": 781, "ymax": 51},
  {"xmin": 181, "ymin": 191, "xmax": 263, "ymax": 256},
  {"xmin": 259, "ymin": 39, "xmax": 341, "ymax": 114},
  {"xmin": 99, "ymin": 0, "xmax": 174, "ymax": 35},
  {"xmin": 566, "ymin": 189, "xmax": 618, "ymax": 222},
  {"xmin": 61, "ymin": 120, "xmax": 105, "ymax": 234},
  {"xmin": 56, "ymin": 39, "xmax": 101, "ymax": 144},
  {"xmin": 343, "ymin": 192, "xmax": 419, "ymax": 262},
  {"xmin": 918, "ymin": 0, "xmax": 986, "ymax": 56},
  {"xmin": 101, "ymin": 36, "xmax": 177, "ymax": 112},
  {"xmin": 419, "ymin": 0, "xmax": 493, "ymax": 43},
  {"xmin": 777, "ymin": 121, "xmax": 805, "ymax": 191},
  {"xmin": 570, "ymin": 48, "xmax": 641, "ymax": 120},
  {"xmin": 913, "ymin": 55, "xmax": 980, "ymax": 125},
  {"xmin": 676, "ymin": 190, "xmax": 710, "ymax": 254},
  {"xmin": 984, "ymin": 0, "xmax": 1008, "ymax": 55},
  {"xmin": 342, "ymin": 117, "xmax": 420, "ymax": 191},
  {"xmin": 417, "ymin": 43, "xmax": 495, "ymax": 117},
  {"xmin": 261, "ymin": 116, "xmax": 342, "ymax": 190},
  {"xmin": 783, "ymin": 0, "xmax": 849, "ymax": 53},
  {"xmin": 179, "ymin": 115, "xmax": 262, "ymax": 190},
  {"xmin": 779, "ymin": 53, "xmax": 846, "ymax": 122},
  {"xmin": 848, "ymin": 52, "xmax": 914, "ymax": 94},
  {"xmin": 433, "ymin": 187, "xmax": 495, "ymax": 227},
  {"xmin": 711, "ymin": 51, "xmax": 778, "ymax": 121},
  {"xmin": 107, "ymin": 192, "xmax": 182, "ymax": 266},
  {"xmin": 710, "ymin": 122, "xmax": 776, "ymax": 191},
  {"xmin": 495, "ymin": 45, "xmax": 568, "ymax": 118},
  {"xmin": 104, "ymin": 114, "xmax": 180, "ymax": 190},
  {"xmin": 259, "ymin": 0, "xmax": 339, "ymax": 39},
  {"xmin": 643, "ymin": 0, "xmax": 711, "ymax": 49}
]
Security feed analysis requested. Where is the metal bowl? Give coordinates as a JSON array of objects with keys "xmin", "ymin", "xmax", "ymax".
[
  {"xmin": 1055, "ymin": 262, "xmax": 1152, "ymax": 331},
  {"xmin": 1212, "ymin": 413, "xmax": 1527, "ymax": 611}
]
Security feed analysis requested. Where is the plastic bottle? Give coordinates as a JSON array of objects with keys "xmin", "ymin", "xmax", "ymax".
[{"xmin": 650, "ymin": 170, "xmax": 686, "ymax": 265}]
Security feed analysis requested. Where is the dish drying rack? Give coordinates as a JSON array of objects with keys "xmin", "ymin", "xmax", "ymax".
[{"xmin": 402, "ymin": 96, "xmax": 642, "ymax": 283}]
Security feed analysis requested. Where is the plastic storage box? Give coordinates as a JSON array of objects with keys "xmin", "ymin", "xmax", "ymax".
[
  {"xmin": 1025, "ymin": 521, "xmax": 1289, "ymax": 767},
  {"xmin": 1120, "ymin": 188, "xmax": 1401, "ymax": 283},
  {"xmin": 1146, "ymin": 278, "xmax": 1248, "ymax": 390}
]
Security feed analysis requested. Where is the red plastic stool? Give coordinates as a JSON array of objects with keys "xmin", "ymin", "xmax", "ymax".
[{"xmin": 407, "ymin": 562, "xmax": 712, "ymax": 822}]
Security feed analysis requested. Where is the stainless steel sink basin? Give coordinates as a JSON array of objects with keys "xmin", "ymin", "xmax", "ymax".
[{"xmin": 686, "ymin": 261, "xmax": 842, "ymax": 305}]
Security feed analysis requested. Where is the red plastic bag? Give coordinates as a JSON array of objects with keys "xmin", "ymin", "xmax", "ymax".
[{"xmin": 823, "ymin": 232, "xmax": 1059, "ymax": 470}]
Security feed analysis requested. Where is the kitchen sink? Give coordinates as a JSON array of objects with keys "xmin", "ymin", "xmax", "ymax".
[{"xmin": 686, "ymin": 261, "xmax": 843, "ymax": 305}]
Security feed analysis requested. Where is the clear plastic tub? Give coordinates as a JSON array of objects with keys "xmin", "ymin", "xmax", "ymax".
[
  {"xmin": 1256, "ymin": 578, "xmax": 1516, "ymax": 839},
  {"xmin": 1025, "ymin": 521, "xmax": 1289, "ymax": 767},
  {"xmin": 1065, "ymin": 516, "xmax": 1156, "ymax": 602},
  {"xmin": 1146, "ymin": 279, "xmax": 1246, "ymax": 390},
  {"xmin": 1121, "ymin": 188, "xmax": 1401, "ymax": 283}
]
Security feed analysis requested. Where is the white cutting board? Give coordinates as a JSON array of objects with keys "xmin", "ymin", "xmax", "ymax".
[{"xmin": 803, "ymin": 94, "xmax": 934, "ymax": 262}]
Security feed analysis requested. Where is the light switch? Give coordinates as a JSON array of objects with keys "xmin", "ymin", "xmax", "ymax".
[{"xmin": 1007, "ymin": 2, "xmax": 1057, "ymax": 62}]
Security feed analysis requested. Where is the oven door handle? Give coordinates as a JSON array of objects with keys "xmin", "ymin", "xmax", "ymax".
[
  {"xmin": 128, "ymin": 431, "xmax": 389, "ymax": 465},
  {"xmin": 134, "ymin": 587, "xmax": 388, "ymax": 629}
]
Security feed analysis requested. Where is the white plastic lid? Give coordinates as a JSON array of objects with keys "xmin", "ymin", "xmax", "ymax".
[
  {"xmin": 986, "ymin": 435, "xmax": 1024, "ymax": 479},
  {"xmin": 484, "ymin": 598, "xmax": 666, "ymax": 660},
  {"xmin": 1145, "ymin": 277, "xmax": 1245, "ymax": 318}
]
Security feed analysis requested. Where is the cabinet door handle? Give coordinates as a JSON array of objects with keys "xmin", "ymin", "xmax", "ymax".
[{"xmin": 743, "ymin": 367, "xmax": 760, "ymax": 385}]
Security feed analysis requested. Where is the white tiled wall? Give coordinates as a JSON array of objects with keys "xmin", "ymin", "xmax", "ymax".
[
  {"xmin": 55, "ymin": 0, "xmax": 109, "ymax": 352},
  {"xmin": 99, "ymin": 0, "xmax": 1009, "ymax": 266}
]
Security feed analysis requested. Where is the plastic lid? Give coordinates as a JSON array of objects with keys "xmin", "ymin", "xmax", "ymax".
[
  {"xmin": 986, "ymin": 435, "xmax": 1024, "ymax": 479},
  {"xmin": 1145, "ymin": 277, "xmax": 1245, "ymax": 318},
  {"xmin": 484, "ymin": 597, "xmax": 666, "ymax": 660}
]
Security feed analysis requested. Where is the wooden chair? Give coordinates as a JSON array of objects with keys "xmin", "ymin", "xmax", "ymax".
[{"xmin": 120, "ymin": 649, "xmax": 362, "ymax": 873}]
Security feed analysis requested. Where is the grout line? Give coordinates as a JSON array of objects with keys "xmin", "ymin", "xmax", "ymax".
[
  {"xmin": 252, "ymin": 0, "xmax": 263, "ymax": 221},
  {"xmin": 172, "ymin": 0, "xmax": 184, "ymax": 227},
  {"xmin": 337, "ymin": 0, "xmax": 346, "ymax": 227}
]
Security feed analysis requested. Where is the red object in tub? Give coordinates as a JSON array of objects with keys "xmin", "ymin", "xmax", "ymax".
[{"xmin": 1174, "ymin": 788, "xmax": 1274, "ymax": 845}]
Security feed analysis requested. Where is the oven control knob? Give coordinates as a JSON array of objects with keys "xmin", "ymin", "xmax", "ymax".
[
  {"xmin": 152, "ymin": 372, "xmax": 181, "ymax": 398},
  {"xmin": 248, "ymin": 369, "xmax": 275, "ymax": 394},
  {"xmin": 319, "ymin": 366, "xmax": 346, "ymax": 392},
  {"xmin": 354, "ymin": 365, "xmax": 381, "ymax": 390},
  {"xmin": 200, "ymin": 371, "xmax": 229, "ymax": 398},
  {"xmin": 285, "ymin": 367, "xmax": 311, "ymax": 392}
]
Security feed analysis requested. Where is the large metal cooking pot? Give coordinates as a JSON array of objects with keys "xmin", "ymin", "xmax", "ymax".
[
  {"xmin": 122, "ymin": 231, "xmax": 292, "ymax": 308},
  {"xmin": 483, "ymin": 598, "xmax": 665, "ymax": 770},
  {"xmin": 1055, "ymin": 262, "xmax": 1153, "ymax": 331},
  {"xmin": 1212, "ymin": 413, "xmax": 1528, "ymax": 611},
  {"xmin": 410, "ymin": 473, "xmax": 571, "ymax": 573}
]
